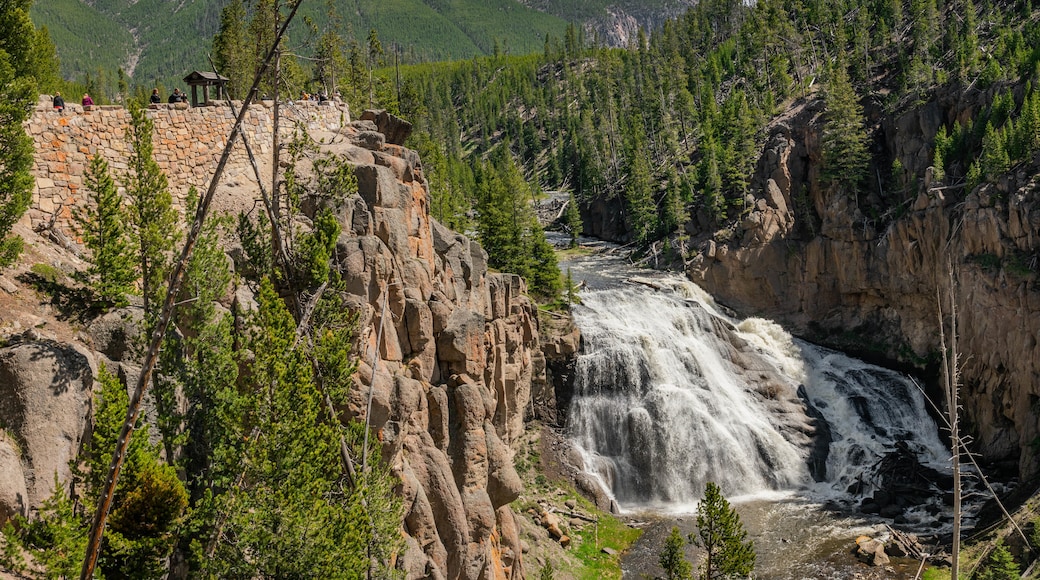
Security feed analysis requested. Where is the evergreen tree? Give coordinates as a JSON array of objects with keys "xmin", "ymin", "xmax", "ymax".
[
  {"xmin": 0, "ymin": 0, "xmax": 45, "ymax": 268},
  {"xmin": 977, "ymin": 542, "xmax": 1020, "ymax": 580},
  {"xmin": 205, "ymin": 279, "xmax": 402, "ymax": 577},
  {"xmin": 154, "ymin": 190, "xmax": 238, "ymax": 471},
  {"xmin": 565, "ymin": 191, "xmax": 582, "ymax": 247},
  {"xmin": 980, "ymin": 121, "xmax": 1010, "ymax": 183},
  {"xmin": 659, "ymin": 526, "xmax": 693, "ymax": 580},
  {"xmin": 690, "ymin": 482, "xmax": 755, "ymax": 580},
  {"xmin": 821, "ymin": 62, "xmax": 869, "ymax": 190},
  {"xmin": 212, "ymin": 0, "xmax": 252, "ymax": 98},
  {"xmin": 21, "ymin": 475, "xmax": 85, "ymax": 579},
  {"xmin": 88, "ymin": 364, "xmax": 188, "ymax": 579},
  {"xmin": 75, "ymin": 155, "xmax": 137, "ymax": 307},
  {"xmin": 313, "ymin": 5, "xmax": 346, "ymax": 97},
  {"xmin": 125, "ymin": 101, "xmax": 180, "ymax": 319}
]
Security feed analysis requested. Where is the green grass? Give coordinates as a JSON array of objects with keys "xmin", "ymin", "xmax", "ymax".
[
  {"xmin": 567, "ymin": 509, "xmax": 641, "ymax": 579},
  {"xmin": 30, "ymin": 262, "xmax": 64, "ymax": 285},
  {"xmin": 511, "ymin": 427, "xmax": 641, "ymax": 578}
]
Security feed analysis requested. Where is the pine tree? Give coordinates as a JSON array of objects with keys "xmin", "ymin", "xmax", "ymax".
[
  {"xmin": 565, "ymin": 192, "xmax": 582, "ymax": 247},
  {"xmin": 125, "ymin": 102, "xmax": 180, "ymax": 319},
  {"xmin": 154, "ymin": 190, "xmax": 237, "ymax": 470},
  {"xmin": 977, "ymin": 542, "xmax": 1020, "ymax": 580},
  {"xmin": 75, "ymin": 155, "xmax": 137, "ymax": 307},
  {"xmin": 205, "ymin": 279, "xmax": 402, "ymax": 577},
  {"xmin": 821, "ymin": 62, "xmax": 869, "ymax": 190},
  {"xmin": 659, "ymin": 526, "xmax": 693, "ymax": 580},
  {"xmin": 0, "ymin": 0, "xmax": 42, "ymax": 268},
  {"xmin": 623, "ymin": 125, "xmax": 658, "ymax": 245},
  {"xmin": 20, "ymin": 475, "xmax": 85, "ymax": 579},
  {"xmin": 690, "ymin": 482, "xmax": 755, "ymax": 580},
  {"xmin": 980, "ymin": 121, "xmax": 1010, "ymax": 183},
  {"xmin": 212, "ymin": 0, "xmax": 251, "ymax": 98},
  {"xmin": 313, "ymin": 6, "xmax": 346, "ymax": 97},
  {"xmin": 95, "ymin": 366, "xmax": 187, "ymax": 579}
]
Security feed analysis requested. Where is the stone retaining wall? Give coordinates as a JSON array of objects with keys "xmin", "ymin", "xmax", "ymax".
[{"xmin": 25, "ymin": 97, "xmax": 351, "ymax": 238}]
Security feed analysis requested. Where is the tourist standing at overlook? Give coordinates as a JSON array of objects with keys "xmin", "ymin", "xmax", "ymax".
[
  {"xmin": 81, "ymin": 93, "xmax": 94, "ymax": 107},
  {"xmin": 150, "ymin": 88, "xmax": 161, "ymax": 104},
  {"xmin": 52, "ymin": 92, "xmax": 64, "ymax": 113}
]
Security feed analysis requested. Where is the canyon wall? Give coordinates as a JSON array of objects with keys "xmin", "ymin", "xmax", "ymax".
[{"xmin": 687, "ymin": 88, "xmax": 1040, "ymax": 480}]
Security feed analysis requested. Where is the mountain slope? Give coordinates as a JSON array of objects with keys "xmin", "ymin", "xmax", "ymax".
[{"xmin": 31, "ymin": 0, "xmax": 694, "ymax": 90}]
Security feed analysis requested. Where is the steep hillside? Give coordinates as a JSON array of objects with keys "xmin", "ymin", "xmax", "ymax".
[{"xmin": 30, "ymin": 0, "xmax": 695, "ymax": 91}]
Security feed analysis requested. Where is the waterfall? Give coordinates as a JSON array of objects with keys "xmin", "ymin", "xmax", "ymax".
[{"xmin": 568, "ymin": 274, "xmax": 949, "ymax": 512}]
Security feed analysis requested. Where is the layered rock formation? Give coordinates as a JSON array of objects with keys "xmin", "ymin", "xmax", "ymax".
[
  {"xmin": 309, "ymin": 113, "xmax": 542, "ymax": 578},
  {"xmin": 687, "ymin": 88, "xmax": 1040, "ymax": 480}
]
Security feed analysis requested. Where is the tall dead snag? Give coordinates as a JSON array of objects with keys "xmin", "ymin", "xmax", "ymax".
[{"xmin": 937, "ymin": 265, "xmax": 961, "ymax": 580}]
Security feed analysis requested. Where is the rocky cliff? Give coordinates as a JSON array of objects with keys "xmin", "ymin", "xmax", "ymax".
[
  {"xmin": 687, "ymin": 86, "xmax": 1040, "ymax": 481},
  {"xmin": 1, "ymin": 106, "xmax": 547, "ymax": 578}
]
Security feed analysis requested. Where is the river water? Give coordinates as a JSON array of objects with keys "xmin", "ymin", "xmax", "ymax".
[{"xmin": 556, "ymin": 243, "xmax": 976, "ymax": 578}]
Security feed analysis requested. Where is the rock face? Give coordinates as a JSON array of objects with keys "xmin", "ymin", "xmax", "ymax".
[
  {"xmin": 687, "ymin": 88, "xmax": 1040, "ymax": 479},
  {"xmin": 577, "ymin": 1, "xmax": 696, "ymax": 49},
  {"xmin": 0, "ymin": 339, "xmax": 96, "ymax": 518},
  {"xmin": 303, "ymin": 114, "xmax": 543, "ymax": 578}
]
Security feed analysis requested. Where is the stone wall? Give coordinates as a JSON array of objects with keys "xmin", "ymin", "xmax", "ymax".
[{"xmin": 24, "ymin": 97, "xmax": 351, "ymax": 237}]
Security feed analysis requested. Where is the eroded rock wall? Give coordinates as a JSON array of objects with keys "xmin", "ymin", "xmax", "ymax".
[
  {"xmin": 307, "ymin": 115, "xmax": 542, "ymax": 578},
  {"xmin": 688, "ymin": 89, "xmax": 1040, "ymax": 479}
]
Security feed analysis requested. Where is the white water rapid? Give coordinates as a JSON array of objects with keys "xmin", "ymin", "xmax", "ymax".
[{"xmin": 567, "ymin": 272, "xmax": 951, "ymax": 513}]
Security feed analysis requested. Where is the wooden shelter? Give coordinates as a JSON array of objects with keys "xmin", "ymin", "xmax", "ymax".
[{"xmin": 182, "ymin": 71, "xmax": 230, "ymax": 107}]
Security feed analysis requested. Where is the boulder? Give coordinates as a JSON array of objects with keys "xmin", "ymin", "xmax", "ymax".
[
  {"xmin": 0, "ymin": 341, "xmax": 96, "ymax": 508},
  {"xmin": 356, "ymin": 130, "xmax": 385, "ymax": 151},
  {"xmin": 360, "ymin": 109, "xmax": 414, "ymax": 146},
  {"xmin": 355, "ymin": 164, "xmax": 411, "ymax": 210},
  {"xmin": 486, "ymin": 427, "xmax": 523, "ymax": 507},
  {"xmin": 88, "ymin": 307, "xmax": 143, "ymax": 362},
  {"xmin": 437, "ymin": 310, "xmax": 486, "ymax": 376},
  {"xmin": 855, "ymin": 536, "xmax": 890, "ymax": 567},
  {"xmin": 0, "ymin": 433, "xmax": 28, "ymax": 524},
  {"xmin": 539, "ymin": 509, "xmax": 564, "ymax": 539}
]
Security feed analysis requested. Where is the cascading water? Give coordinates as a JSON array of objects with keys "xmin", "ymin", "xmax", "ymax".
[{"xmin": 567, "ymin": 271, "xmax": 951, "ymax": 513}]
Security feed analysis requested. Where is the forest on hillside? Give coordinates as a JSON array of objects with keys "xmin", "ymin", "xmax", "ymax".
[
  {"xmin": 29, "ymin": 0, "xmax": 695, "ymax": 94},
  {"xmin": 365, "ymin": 0, "xmax": 1040, "ymax": 265}
]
